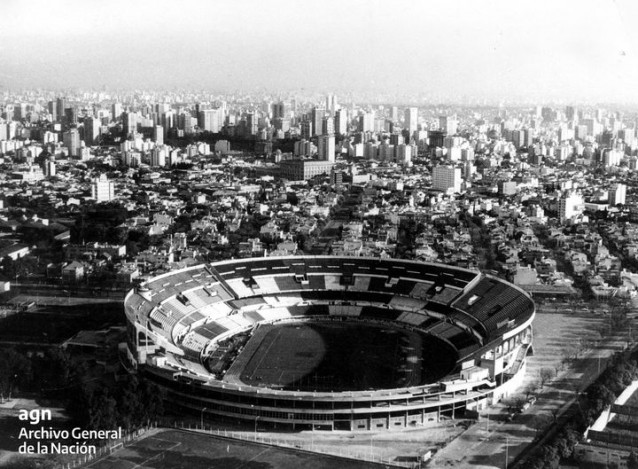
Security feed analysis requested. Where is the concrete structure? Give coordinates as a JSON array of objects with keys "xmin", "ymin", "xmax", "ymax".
[
  {"xmin": 558, "ymin": 192, "xmax": 584, "ymax": 223},
  {"xmin": 199, "ymin": 109, "xmax": 222, "ymax": 133},
  {"xmin": 62, "ymin": 128, "xmax": 81, "ymax": 158},
  {"xmin": 153, "ymin": 125, "xmax": 164, "ymax": 145},
  {"xmin": 335, "ymin": 109, "xmax": 347, "ymax": 135},
  {"xmin": 123, "ymin": 111, "xmax": 137, "ymax": 136},
  {"xmin": 439, "ymin": 115, "xmax": 458, "ymax": 136},
  {"xmin": 124, "ymin": 256, "xmax": 535, "ymax": 432},
  {"xmin": 279, "ymin": 159, "xmax": 335, "ymax": 180},
  {"xmin": 318, "ymin": 134, "xmax": 335, "ymax": 162},
  {"xmin": 84, "ymin": 117, "xmax": 100, "ymax": 145},
  {"xmin": 608, "ymin": 183, "xmax": 627, "ymax": 206},
  {"xmin": 404, "ymin": 107, "xmax": 418, "ymax": 134},
  {"xmin": 433, "ymin": 165, "xmax": 462, "ymax": 193},
  {"xmin": 91, "ymin": 174, "xmax": 115, "ymax": 202}
]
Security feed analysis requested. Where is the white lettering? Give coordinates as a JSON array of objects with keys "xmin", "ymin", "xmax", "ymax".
[
  {"xmin": 50, "ymin": 442, "xmax": 96, "ymax": 455},
  {"xmin": 71, "ymin": 427, "xmax": 121, "ymax": 440},
  {"xmin": 18, "ymin": 442, "xmax": 35, "ymax": 454},
  {"xmin": 18, "ymin": 427, "xmax": 69, "ymax": 440},
  {"xmin": 18, "ymin": 409, "xmax": 52, "ymax": 425}
]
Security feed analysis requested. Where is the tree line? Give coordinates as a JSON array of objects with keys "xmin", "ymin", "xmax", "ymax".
[
  {"xmin": 0, "ymin": 347, "xmax": 164, "ymax": 435},
  {"xmin": 522, "ymin": 351, "xmax": 638, "ymax": 469}
]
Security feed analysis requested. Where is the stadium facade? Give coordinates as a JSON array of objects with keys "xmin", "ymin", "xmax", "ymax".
[{"xmin": 124, "ymin": 256, "xmax": 535, "ymax": 431}]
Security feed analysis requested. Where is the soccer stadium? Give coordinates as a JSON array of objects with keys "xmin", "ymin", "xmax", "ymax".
[{"xmin": 123, "ymin": 256, "xmax": 535, "ymax": 431}]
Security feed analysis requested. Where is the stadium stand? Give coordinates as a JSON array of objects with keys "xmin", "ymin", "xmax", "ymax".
[{"xmin": 124, "ymin": 256, "xmax": 535, "ymax": 432}]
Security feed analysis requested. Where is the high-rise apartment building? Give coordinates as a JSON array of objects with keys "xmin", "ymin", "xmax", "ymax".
[
  {"xmin": 565, "ymin": 106, "xmax": 577, "ymax": 121},
  {"xmin": 161, "ymin": 111, "xmax": 174, "ymax": 130},
  {"xmin": 112, "ymin": 102, "xmax": 123, "ymax": 121},
  {"xmin": 65, "ymin": 107, "xmax": 78, "ymax": 126},
  {"xmin": 405, "ymin": 107, "xmax": 418, "ymax": 134},
  {"xmin": 56, "ymin": 98, "xmax": 66, "ymax": 123},
  {"xmin": 123, "ymin": 111, "xmax": 137, "ymax": 136},
  {"xmin": 318, "ymin": 134, "xmax": 336, "ymax": 162},
  {"xmin": 558, "ymin": 192, "xmax": 584, "ymax": 223},
  {"xmin": 609, "ymin": 184, "xmax": 627, "ymax": 206},
  {"xmin": 439, "ymin": 115, "xmax": 458, "ymax": 135},
  {"xmin": 272, "ymin": 101, "xmax": 288, "ymax": 120},
  {"xmin": 246, "ymin": 112, "xmax": 258, "ymax": 135},
  {"xmin": 326, "ymin": 94, "xmax": 338, "ymax": 116},
  {"xmin": 63, "ymin": 128, "xmax": 81, "ymax": 157},
  {"xmin": 335, "ymin": 109, "xmax": 347, "ymax": 135},
  {"xmin": 432, "ymin": 165, "xmax": 462, "ymax": 193},
  {"xmin": 390, "ymin": 106, "xmax": 399, "ymax": 123},
  {"xmin": 322, "ymin": 116, "xmax": 334, "ymax": 135},
  {"xmin": 154, "ymin": 125, "xmax": 164, "ymax": 145},
  {"xmin": 199, "ymin": 108, "xmax": 222, "ymax": 133},
  {"xmin": 92, "ymin": 174, "xmax": 115, "ymax": 202},
  {"xmin": 47, "ymin": 101, "xmax": 57, "ymax": 122},
  {"xmin": 358, "ymin": 112, "xmax": 374, "ymax": 132},
  {"xmin": 84, "ymin": 117, "xmax": 100, "ymax": 146},
  {"xmin": 312, "ymin": 107, "xmax": 325, "ymax": 136},
  {"xmin": 301, "ymin": 120, "xmax": 313, "ymax": 140},
  {"xmin": 396, "ymin": 143, "xmax": 412, "ymax": 165},
  {"xmin": 151, "ymin": 146, "xmax": 167, "ymax": 167},
  {"xmin": 294, "ymin": 139, "xmax": 315, "ymax": 157},
  {"xmin": 43, "ymin": 158, "xmax": 56, "ymax": 178}
]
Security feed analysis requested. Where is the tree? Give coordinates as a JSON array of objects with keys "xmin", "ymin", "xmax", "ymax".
[
  {"xmin": 627, "ymin": 451, "xmax": 638, "ymax": 469},
  {"xmin": 117, "ymin": 377, "xmax": 143, "ymax": 430},
  {"xmin": 138, "ymin": 380, "xmax": 164, "ymax": 426},
  {"xmin": 554, "ymin": 427, "xmax": 580, "ymax": 458},
  {"xmin": 116, "ymin": 375, "xmax": 165, "ymax": 430},
  {"xmin": 32, "ymin": 348, "xmax": 72, "ymax": 391},
  {"xmin": 509, "ymin": 395, "xmax": 527, "ymax": 411},
  {"xmin": 1, "ymin": 256, "xmax": 38, "ymax": 279},
  {"xmin": 609, "ymin": 307, "xmax": 630, "ymax": 333},
  {"xmin": 524, "ymin": 380, "xmax": 540, "ymax": 399},
  {"xmin": 560, "ymin": 349, "xmax": 573, "ymax": 369},
  {"xmin": 66, "ymin": 383, "xmax": 92, "ymax": 426},
  {"xmin": 532, "ymin": 414, "xmax": 552, "ymax": 436},
  {"xmin": 0, "ymin": 348, "xmax": 33, "ymax": 397},
  {"xmin": 88, "ymin": 387, "xmax": 118, "ymax": 432},
  {"xmin": 587, "ymin": 383, "xmax": 615, "ymax": 415},
  {"xmin": 540, "ymin": 368, "xmax": 555, "ymax": 388},
  {"xmin": 537, "ymin": 444, "xmax": 559, "ymax": 468}
]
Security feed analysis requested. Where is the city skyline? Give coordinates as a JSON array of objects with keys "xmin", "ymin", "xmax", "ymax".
[{"xmin": 2, "ymin": 0, "xmax": 638, "ymax": 104}]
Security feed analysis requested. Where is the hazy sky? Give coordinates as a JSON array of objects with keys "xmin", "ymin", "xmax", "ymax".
[{"xmin": 2, "ymin": 0, "xmax": 638, "ymax": 103}]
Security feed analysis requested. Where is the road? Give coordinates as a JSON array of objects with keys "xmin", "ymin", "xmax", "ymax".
[{"xmin": 430, "ymin": 305, "xmax": 631, "ymax": 468}]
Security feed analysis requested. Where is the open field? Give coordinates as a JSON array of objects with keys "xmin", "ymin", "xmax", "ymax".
[
  {"xmin": 83, "ymin": 429, "xmax": 384, "ymax": 469},
  {"xmin": 236, "ymin": 321, "xmax": 454, "ymax": 391}
]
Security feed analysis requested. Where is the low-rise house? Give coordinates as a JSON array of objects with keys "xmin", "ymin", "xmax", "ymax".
[
  {"xmin": 0, "ymin": 244, "xmax": 30, "ymax": 261},
  {"xmin": 62, "ymin": 261, "xmax": 84, "ymax": 282}
]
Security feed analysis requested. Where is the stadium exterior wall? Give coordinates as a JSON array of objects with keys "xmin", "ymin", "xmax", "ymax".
[{"xmin": 123, "ymin": 256, "xmax": 535, "ymax": 431}]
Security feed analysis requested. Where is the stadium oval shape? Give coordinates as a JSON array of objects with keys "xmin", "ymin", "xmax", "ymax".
[{"xmin": 124, "ymin": 256, "xmax": 535, "ymax": 431}]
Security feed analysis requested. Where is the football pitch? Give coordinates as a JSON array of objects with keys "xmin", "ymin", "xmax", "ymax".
[
  {"xmin": 84, "ymin": 429, "xmax": 382, "ymax": 469},
  {"xmin": 236, "ymin": 321, "xmax": 455, "ymax": 392}
]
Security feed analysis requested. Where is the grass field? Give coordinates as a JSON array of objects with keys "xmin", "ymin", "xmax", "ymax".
[
  {"xmin": 236, "ymin": 321, "xmax": 455, "ymax": 392},
  {"xmin": 84, "ymin": 429, "xmax": 382, "ymax": 469}
]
